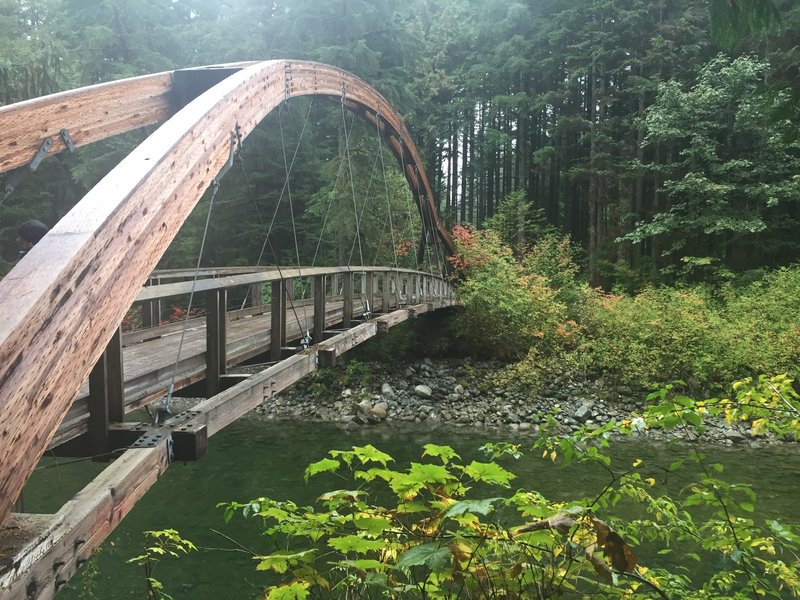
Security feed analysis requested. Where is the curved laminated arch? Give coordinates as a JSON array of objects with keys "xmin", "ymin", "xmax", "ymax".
[{"xmin": 0, "ymin": 60, "xmax": 453, "ymax": 524}]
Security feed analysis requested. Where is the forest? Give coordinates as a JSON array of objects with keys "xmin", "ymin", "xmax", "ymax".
[
  {"xmin": 3, "ymin": 1, "xmax": 800, "ymax": 599},
  {"xmin": 3, "ymin": 0, "xmax": 800, "ymax": 288}
]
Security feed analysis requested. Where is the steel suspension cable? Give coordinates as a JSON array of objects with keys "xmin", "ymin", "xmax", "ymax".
[
  {"xmin": 161, "ymin": 178, "xmax": 222, "ymax": 418},
  {"xmin": 341, "ymin": 99, "xmax": 365, "ymax": 271}
]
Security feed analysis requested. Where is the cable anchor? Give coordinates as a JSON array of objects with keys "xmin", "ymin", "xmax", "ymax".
[{"xmin": 214, "ymin": 124, "xmax": 241, "ymax": 184}]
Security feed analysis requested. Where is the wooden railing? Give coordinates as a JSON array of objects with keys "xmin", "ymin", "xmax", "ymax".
[{"xmin": 58, "ymin": 266, "xmax": 452, "ymax": 454}]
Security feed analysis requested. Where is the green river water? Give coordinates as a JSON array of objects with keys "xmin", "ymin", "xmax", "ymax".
[{"xmin": 22, "ymin": 417, "xmax": 800, "ymax": 599}]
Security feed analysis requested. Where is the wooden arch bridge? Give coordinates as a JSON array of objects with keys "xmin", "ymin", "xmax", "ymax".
[{"xmin": 0, "ymin": 61, "xmax": 456, "ymax": 598}]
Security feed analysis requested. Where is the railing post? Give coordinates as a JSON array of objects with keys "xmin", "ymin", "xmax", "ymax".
[
  {"xmin": 141, "ymin": 276, "xmax": 162, "ymax": 327},
  {"xmin": 330, "ymin": 273, "xmax": 340, "ymax": 297},
  {"xmin": 250, "ymin": 283, "xmax": 264, "ymax": 308},
  {"xmin": 206, "ymin": 289, "xmax": 227, "ymax": 396},
  {"xmin": 313, "ymin": 275, "xmax": 326, "ymax": 342},
  {"xmin": 270, "ymin": 280, "xmax": 286, "ymax": 361},
  {"xmin": 364, "ymin": 272, "xmax": 374, "ymax": 317},
  {"xmin": 88, "ymin": 326, "xmax": 124, "ymax": 457},
  {"xmin": 342, "ymin": 271, "xmax": 353, "ymax": 328},
  {"xmin": 381, "ymin": 272, "xmax": 390, "ymax": 313}
]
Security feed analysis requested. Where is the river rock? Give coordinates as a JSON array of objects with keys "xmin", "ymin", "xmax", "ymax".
[
  {"xmin": 415, "ymin": 384, "xmax": 433, "ymax": 398},
  {"xmin": 574, "ymin": 402, "xmax": 594, "ymax": 423},
  {"xmin": 724, "ymin": 428, "xmax": 747, "ymax": 443},
  {"xmin": 454, "ymin": 384, "xmax": 465, "ymax": 395},
  {"xmin": 381, "ymin": 383, "xmax": 396, "ymax": 399},
  {"xmin": 371, "ymin": 402, "xmax": 388, "ymax": 419}
]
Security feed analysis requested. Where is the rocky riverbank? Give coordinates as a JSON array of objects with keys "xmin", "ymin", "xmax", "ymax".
[{"xmin": 242, "ymin": 358, "xmax": 792, "ymax": 448}]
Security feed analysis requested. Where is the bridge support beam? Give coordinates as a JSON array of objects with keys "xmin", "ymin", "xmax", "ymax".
[
  {"xmin": 342, "ymin": 272, "xmax": 353, "ymax": 328},
  {"xmin": 87, "ymin": 327, "xmax": 124, "ymax": 459},
  {"xmin": 270, "ymin": 281, "xmax": 286, "ymax": 361},
  {"xmin": 206, "ymin": 289, "xmax": 228, "ymax": 397}
]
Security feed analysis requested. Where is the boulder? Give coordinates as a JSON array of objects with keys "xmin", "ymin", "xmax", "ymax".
[
  {"xmin": 414, "ymin": 384, "xmax": 433, "ymax": 398},
  {"xmin": 574, "ymin": 402, "xmax": 594, "ymax": 423}
]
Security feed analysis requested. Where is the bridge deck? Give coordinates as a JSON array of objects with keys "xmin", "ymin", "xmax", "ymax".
[{"xmin": 52, "ymin": 295, "xmax": 377, "ymax": 449}]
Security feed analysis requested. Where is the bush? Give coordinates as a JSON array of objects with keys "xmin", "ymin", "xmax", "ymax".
[
  {"xmin": 577, "ymin": 287, "xmax": 726, "ymax": 389},
  {"xmin": 449, "ymin": 227, "xmax": 567, "ymax": 359},
  {"xmin": 719, "ymin": 266, "xmax": 800, "ymax": 382}
]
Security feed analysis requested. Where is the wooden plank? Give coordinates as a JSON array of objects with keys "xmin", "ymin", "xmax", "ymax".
[
  {"xmin": 0, "ymin": 443, "xmax": 169, "ymax": 599},
  {"xmin": 342, "ymin": 272, "xmax": 353, "ymax": 328},
  {"xmin": 0, "ymin": 73, "xmax": 174, "ymax": 174}
]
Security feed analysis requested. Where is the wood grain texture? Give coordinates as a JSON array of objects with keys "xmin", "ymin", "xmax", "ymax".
[
  {"xmin": 0, "ymin": 443, "xmax": 169, "ymax": 599},
  {"xmin": 0, "ymin": 60, "xmax": 452, "ymax": 526},
  {"xmin": 0, "ymin": 72, "xmax": 174, "ymax": 173}
]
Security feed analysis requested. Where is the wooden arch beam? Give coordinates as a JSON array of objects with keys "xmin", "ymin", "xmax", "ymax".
[{"xmin": 0, "ymin": 60, "xmax": 451, "ymax": 525}]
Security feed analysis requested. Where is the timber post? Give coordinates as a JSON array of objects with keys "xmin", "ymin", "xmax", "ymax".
[
  {"xmin": 250, "ymin": 282, "xmax": 264, "ymax": 308},
  {"xmin": 313, "ymin": 275, "xmax": 326, "ymax": 342},
  {"xmin": 270, "ymin": 280, "xmax": 286, "ymax": 361},
  {"xmin": 206, "ymin": 289, "xmax": 228, "ymax": 397},
  {"xmin": 87, "ymin": 326, "xmax": 125, "ymax": 458},
  {"xmin": 342, "ymin": 271, "xmax": 353, "ymax": 328},
  {"xmin": 381, "ymin": 272, "xmax": 390, "ymax": 313},
  {"xmin": 330, "ymin": 273, "xmax": 340, "ymax": 297},
  {"xmin": 364, "ymin": 272, "xmax": 374, "ymax": 317}
]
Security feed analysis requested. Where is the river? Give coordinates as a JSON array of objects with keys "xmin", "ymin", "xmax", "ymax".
[{"xmin": 22, "ymin": 417, "xmax": 800, "ymax": 599}]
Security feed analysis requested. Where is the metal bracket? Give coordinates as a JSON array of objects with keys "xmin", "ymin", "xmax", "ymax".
[
  {"xmin": 29, "ymin": 137, "xmax": 53, "ymax": 172},
  {"xmin": 284, "ymin": 64, "xmax": 292, "ymax": 101},
  {"xmin": 214, "ymin": 125, "xmax": 240, "ymax": 183},
  {"xmin": 59, "ymin": 129, "xmax": 77, "ymax": 153}
]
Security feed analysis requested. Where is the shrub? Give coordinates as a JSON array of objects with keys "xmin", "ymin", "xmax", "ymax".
[
  {"xmin": 449, "ymin": 227, "xmax": 567, "ymax": 359},
  {"xmin": 576, "ymin": 286, "xmax": 727, "ymax": 389},
  {"xmin": 719, "ymin": 266, "xmax": 800, "ymax": 382}
]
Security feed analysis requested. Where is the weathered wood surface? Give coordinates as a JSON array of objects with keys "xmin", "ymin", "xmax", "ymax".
[
  {"xmin": 49, "ymin": 295, "xmax": 377, "ymax": 448},
  {"xmin": 0, "ymin": 59, "xmax": 453, "ymax": 526},
  {"xmin": 0, "ymin": 72, "xmax": 174, "ymax": 173},
  {"xmin": 0, "ymin": 443, "xmax": 169, "ymax": 600}
]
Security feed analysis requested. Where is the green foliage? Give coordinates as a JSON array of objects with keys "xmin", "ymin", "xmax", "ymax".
[
  {"xmin": 219, "ymin": 379, "xmax": 800, "ymax": 598},
  {"xmin": 449, "ymin": 227, "xmax": 567, "ymax": 359},
  {"xmin": 480, "ymin": 223, "xmax": 800, "ymax": 390},
  {"xmin": 127, "ymin": 529, "xmax": 196, "ymax": 600},
  {"xmin": 626, "ymin": 54, "xmax": 800, "ymax": 274}
]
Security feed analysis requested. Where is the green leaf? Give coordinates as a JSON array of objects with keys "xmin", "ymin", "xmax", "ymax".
[
  {"xmin": 683, "ymin": 411, "xmax": 703, "ymax": 429},
  {"xmin": 256, "ymin": 550, "xmax": 316, "ymax": 574},
  {"xmin": 422, "ymin": 444, "xmax": 460, "ymax": 464},
  {"xmin": 739, "ymin": 502, "xmax": 755, "ymax": 513},
  {"xmin": 328, "ymin": 535, "xmax": 386, "ymax": 554},
  {"xmin": 304, "ymin": 458, "xmax": 340, "ymax": 482},
  {"xmin": 354, "ymin": 516, "xmax": 394, "ymax": 535},
  {"xmin": 338, "ymin": 559, "xmax": 387, "ymax": 571},
  {"xmin": 462, "ymin": 461, "xmax": 516, "ymax": 487},
  {"xmin": 408, "ymin": 462, "xmax": 455, "ymax": 485},
  {"xmin": 445, "ymin": 498, "xmax": 502, "ymax": 518},
  {"xmin": 353, "ymin": 445, "xmax": 393, "ymax": 467},
  {"xmin": 395, "ymin": 543, "xmax": 452, "ymax": 572},
  {"xmin": 266, "ymin": 582, "xmax": 310, "ymax": 600}
]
